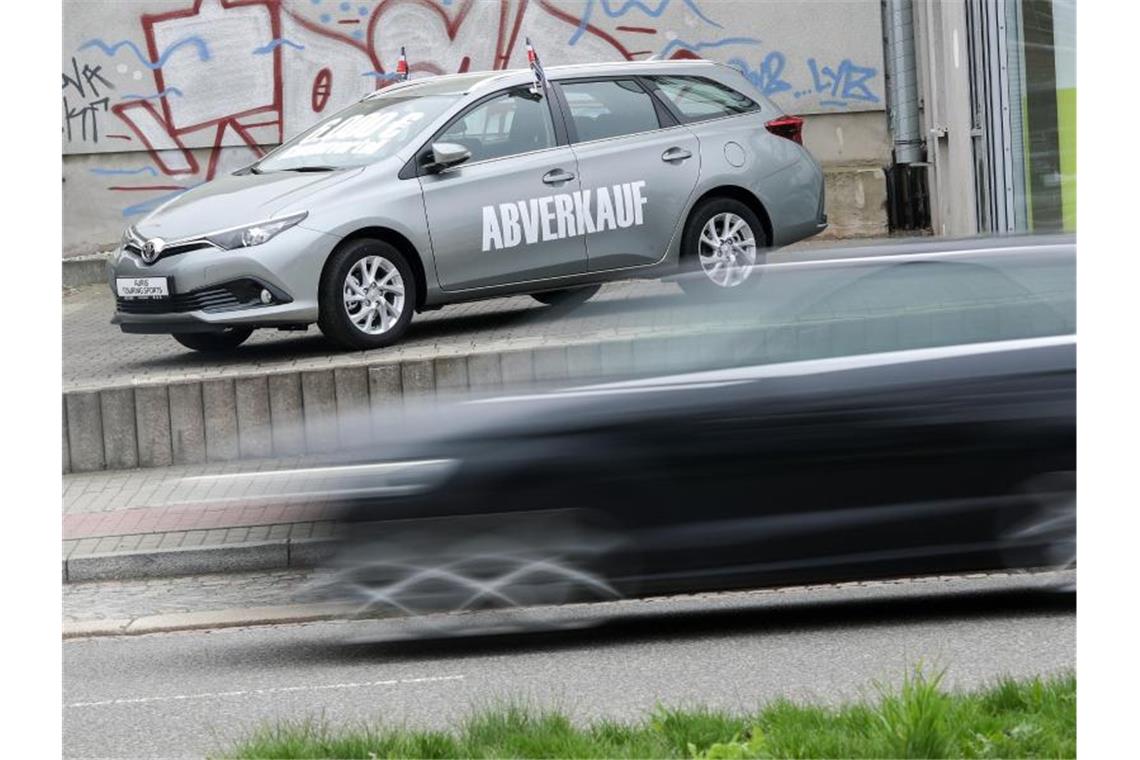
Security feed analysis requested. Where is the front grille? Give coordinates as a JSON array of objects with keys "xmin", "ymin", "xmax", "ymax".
[
  {"xmin": 115, "ymin": 279, "xmax": 275, "ymax": 315},
  {"xmin": 123, "ymin": 239, "xmax": 214, "ymax": 263}
]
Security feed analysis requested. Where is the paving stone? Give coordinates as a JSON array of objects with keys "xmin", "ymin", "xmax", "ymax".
[
  {"xmin": 66, "ymin": 391, "xmax": 105, "ymax": 472},
  {"xmin": 134, "ymin": 385, "xmax": 173, "ymax": 468},
  {"xmin": 467, "ymin": 353, "xmax": 502, "ymax": 388},
  {"xmin": 600, "ymin": 340, "xmax": 634, "ymax": 377},
  {"xmin": 62, "ymin": 396, "xmax": 71, "ymax": 474},
  {"xmin": 500, "ymin": 350, "xmax": 535, "ymax": 386},
  {"xmin": 301, "ymin": 370, "xmax": 338, "ymax": 453},
  {"xmin": 400, "ymin": 359, "xmax": 435, "ymax": 400},
  {"xmin": 267, "ymin": 373, "xmax": 305, "ymax": 456},
  {"xmin": 566, "ymin": 343, "xmax": 602, "ymax": 379},
  {"xmin": 202, "ymin": 379, "xmax": 240, "ymax": 462},
  {"xmin": 367, "ymin": 364, "xmax": 403, "ymax": 432},
  {"xmin": 334, "ymin": 366, "xmax": 370, "ymax": 447},
  {"xmin": 99, "ymin": 388, "xmax": 138, "ymax": 470},
  {"xmin": 235, "ymin": 376, "xmax": 272, "ymax": 459},
  {"xmin": 533, "ymin": 346, "xmax": 569, "ymax": 382},
  {"xmin": 168, "ymin": 383, "xmax": 207, "ymax": 465},
  {"xmin": 434, "ymin": 356, "xmax": 469, "ymax": 392}
]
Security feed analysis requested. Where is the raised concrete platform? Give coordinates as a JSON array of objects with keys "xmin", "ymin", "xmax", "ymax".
[{"xmin": 62, "ymin": 236, "xmax": 1073, "ymax": 474}]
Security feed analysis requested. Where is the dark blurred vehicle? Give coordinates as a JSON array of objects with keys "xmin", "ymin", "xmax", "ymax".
[{"xmin": 323, "ymin": 329, "xmax": 1075, "ymax": 618}]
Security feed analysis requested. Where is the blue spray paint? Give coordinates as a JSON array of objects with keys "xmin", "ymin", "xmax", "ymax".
[
  {"xmin": 570, "ymin": 0, "xmax": 721, "ymax": 46},
  {"xmin": 79, "ymin": 36, "xmax": 211, "ymax": 69}
]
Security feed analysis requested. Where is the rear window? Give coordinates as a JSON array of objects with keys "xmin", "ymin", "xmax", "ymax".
[{"xmin": 651, "ymin": 76, "xmax": 760, "ymax": 122}]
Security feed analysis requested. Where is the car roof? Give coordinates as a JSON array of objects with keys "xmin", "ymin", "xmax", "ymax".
[{"xmin": 367, "ymin": 59, "xmax": 725, "ymax": 100}]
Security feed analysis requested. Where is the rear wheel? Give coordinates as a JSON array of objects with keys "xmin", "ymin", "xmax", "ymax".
[
  {"xmin": 318, "ymin": 238, "xmax": 416, "ymax": 350},
  {"xmin": 678, "ymin": 197, "xmax": 767, "ymax": 297},
  {"xmin": 172, "ymin": 327, "xmax": 253, "ymax": 353},
  {"xmin": 530, "ymin": 285, "xmax": 600, "ymax": 309}
]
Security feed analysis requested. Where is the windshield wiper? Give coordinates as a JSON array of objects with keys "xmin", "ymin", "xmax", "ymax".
[{"xmin": 280, "ymin": 165, "xmax": 340, "ymax": 173}]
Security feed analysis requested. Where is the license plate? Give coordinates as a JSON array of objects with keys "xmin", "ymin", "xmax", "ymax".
[{"xmin": 116, "ymin": 277, "xmax": 170, "ymax": 299}]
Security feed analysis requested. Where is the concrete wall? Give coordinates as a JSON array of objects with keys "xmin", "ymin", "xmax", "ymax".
[{"xmin": 62, "ymin": 0, "xmax": 890, "ymax": 255}]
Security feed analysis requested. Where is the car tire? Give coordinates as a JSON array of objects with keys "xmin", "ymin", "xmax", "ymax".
[
  {"xmin": 678, "ymin": 197, "xmax": 768, "ymax": 298},
  {"xmin": 172, "ymin": 327, "xmax": 253, "ymax": 353},
  {"xmin": 318, "ymin": 238, "xmax": 416, "ymax": 350},
  {"xmin": 530, "ymin": 284, "xmax": 600, "ymax": 309}
]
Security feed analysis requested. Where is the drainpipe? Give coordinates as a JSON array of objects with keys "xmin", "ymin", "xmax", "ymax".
[{"xmin": 884, "ymin": 0, "xmax": 924, "ymax": 164}]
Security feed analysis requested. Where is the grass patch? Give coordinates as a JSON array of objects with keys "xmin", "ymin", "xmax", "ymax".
[{"xmin": 223, "ymin": 669, "xmax": 1074, "ymax": 759}]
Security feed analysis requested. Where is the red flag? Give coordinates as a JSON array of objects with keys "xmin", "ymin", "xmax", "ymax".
[{"xmin": 396, "ymin": 46, "xmax": 408, "ymax": 81}]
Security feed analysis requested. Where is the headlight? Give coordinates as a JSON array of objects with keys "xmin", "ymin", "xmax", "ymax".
[{"xmin": 204, "ymin": 211, "xmax": 308, "ymax": 250}]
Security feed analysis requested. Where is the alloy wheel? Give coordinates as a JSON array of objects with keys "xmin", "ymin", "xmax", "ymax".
[
  {"xmin": 698, "ymin": 212, "xmax": 758, "ymax": 288},
  {"xmin": 343, "ymin": 254, "xmax": 405, "ymax": 335}
]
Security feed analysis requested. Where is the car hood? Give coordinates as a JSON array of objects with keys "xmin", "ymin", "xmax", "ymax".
[{"xmin": 134, "ymin": 167, "xmax": 363, "ymax": 240}]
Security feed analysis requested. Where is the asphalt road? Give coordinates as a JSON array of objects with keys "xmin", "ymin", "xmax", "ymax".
[{"xmin": 64, "ymin": 571, "xmax": 1074, "ymax": 759}]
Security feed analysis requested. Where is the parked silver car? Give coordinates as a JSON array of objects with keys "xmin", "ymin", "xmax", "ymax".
[{"xmin": 110, "ymin": 60, "xmax": 827, "ymax": 352}]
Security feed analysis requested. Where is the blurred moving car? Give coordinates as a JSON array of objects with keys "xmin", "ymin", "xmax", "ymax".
[{"xmin": 322, "ymin": 331, "xmax": 1074, "ymax": 617}]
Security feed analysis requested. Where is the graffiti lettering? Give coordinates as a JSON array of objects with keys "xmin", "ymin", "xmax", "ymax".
[
  {"xmin": 807, "ymin": 58, "xmax": 880, "ymax": 106},
  {"xmin": 729, "ymin": 52, "xmax": 792, "ymax": 97},
  {"xmin": 62, "ymin": 56, "xmax": 114, "ymax": 142}
]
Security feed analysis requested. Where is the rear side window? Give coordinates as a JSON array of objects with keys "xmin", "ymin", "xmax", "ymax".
[
  {"xmin": 651, "ymin": 76, "xmax": 760, "ymax": 122},
  {"xmin": 560, "ymin": 79, "xmax": 661, "ymax": 143}
]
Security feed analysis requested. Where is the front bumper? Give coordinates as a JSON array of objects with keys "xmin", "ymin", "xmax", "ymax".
[{"xmin": 109, "ymin": 224, "xmax": 337, "ymax": 332}]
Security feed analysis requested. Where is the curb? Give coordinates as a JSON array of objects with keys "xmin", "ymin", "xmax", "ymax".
[
  {"xmin": 63, "ymin": 252, "xmax": 111, "ymax": 289},
  {"xmin": 62, "ymin": 602, "xmax": 357, "ymax": 639},
  {"xmin": 64, "ymin": 537, "xmax": 338, "ymax": 584}
]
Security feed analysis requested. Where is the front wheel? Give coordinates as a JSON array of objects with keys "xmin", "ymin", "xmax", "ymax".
[
  {"xmin": 318, "ymin": 239, "xmax": 416, "ymax": 350},
  {"xmin": 678, "ymin": 198, "xmax": 767, "ymax": 297},
  {"xmin": 172, "ymin": 327, "xmax": 253, "ymax": 353}
]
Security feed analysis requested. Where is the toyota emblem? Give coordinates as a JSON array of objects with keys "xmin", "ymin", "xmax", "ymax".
[{"xmin": 142, "ymin": 237, "xmax": 165, "ymax": 264}]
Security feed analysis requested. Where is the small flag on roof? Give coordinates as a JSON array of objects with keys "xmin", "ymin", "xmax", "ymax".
[
  {"xmin": 526, "ymin": 37, "xmax": 545, "ymax": 94},
  {"xmin": 395, "ymin": 46, "xmax": 409, "ymax": 82}
]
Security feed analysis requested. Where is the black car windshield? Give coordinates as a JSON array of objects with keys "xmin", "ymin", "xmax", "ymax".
[{"xmin": 254, "ymin": 93, "xmax": 460, "ymax": 172}]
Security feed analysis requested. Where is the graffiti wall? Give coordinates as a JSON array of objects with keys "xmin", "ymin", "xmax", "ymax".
[{"xmin": 62, "ymin": 0, "xmax": 887, "ymax": 253}]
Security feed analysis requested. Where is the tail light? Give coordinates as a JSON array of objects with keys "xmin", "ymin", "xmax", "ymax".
[{"xmin": 765, "ymin": 115, "xmax": 804, "ymax": 145}]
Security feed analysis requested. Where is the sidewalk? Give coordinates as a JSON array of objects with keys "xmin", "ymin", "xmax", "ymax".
[{"xmin": 63, "ymin": 457, "xmax": 342, "ymax": 583}]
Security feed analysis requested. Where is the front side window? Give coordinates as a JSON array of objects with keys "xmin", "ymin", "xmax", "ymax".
[
  {"xmin": 256, "ymin": 93, "xmax": 459, "ymax": 172},
  {"xmin": 436, "ymin": 88, "xmax": 555, "ymax": 163},
  {"xmin": 561, "ymin": 79, "xmax": 661, "ymax": 143},
  {"xmin": 652, "ymin": 76, "xmax": 760, "ymax": 122}
]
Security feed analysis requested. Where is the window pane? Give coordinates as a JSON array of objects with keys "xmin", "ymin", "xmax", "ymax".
[
  {"xmin": 562, "ymin": 80, "xmax": 661, "ymax": 142},
  {"xmin": 258, "ymin": 94, "xmax": 459, "ymax": 171},
  {"xmin": 653, "ymin": 76, "xmax": 759, "ymax": 122},
  {"xmin": 437, "ymin": 88, "xmax": 555, "ymax": 163}
]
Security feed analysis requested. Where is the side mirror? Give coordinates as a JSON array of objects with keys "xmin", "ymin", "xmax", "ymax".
[{"xmin": 425, "ymin": 142, "xmax": 471, "ymax": 173}]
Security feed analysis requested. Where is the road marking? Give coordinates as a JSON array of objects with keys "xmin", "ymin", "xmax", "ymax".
[{"xmin": 66, "ymin": 674, "xmax": 464, "ymax": 708}]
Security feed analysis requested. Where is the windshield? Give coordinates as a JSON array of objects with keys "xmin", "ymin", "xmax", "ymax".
[{"xmin": 254, "ymin": 93, "xmax": 460, "ymax": 172}]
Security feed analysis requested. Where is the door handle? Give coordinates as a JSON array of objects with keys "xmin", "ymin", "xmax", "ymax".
[
  {"xmin": 542, "ymin": 169, "xmax": 576, "ymax": 185},
  {"xmin": 662, "ymin": 147, "xmax": 693, "ymax": 162}
]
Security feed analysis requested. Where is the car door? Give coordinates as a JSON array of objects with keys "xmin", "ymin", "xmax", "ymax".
[
  {"xmin": 553, "ymin": 78, "xmax": 701, "ymax": 271},
  {"xmin": 417, "ymin": 86, "xmax": 586, "ymax": 291}
]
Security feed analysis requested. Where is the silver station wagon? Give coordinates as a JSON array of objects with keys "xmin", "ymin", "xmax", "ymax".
[{"xmin": 110, "ymin": 60, "xmax": 827, "ymax": 352}]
